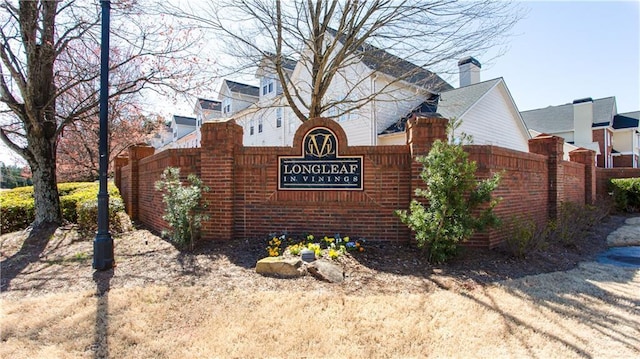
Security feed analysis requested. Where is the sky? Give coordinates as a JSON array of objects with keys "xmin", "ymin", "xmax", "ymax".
[
  {"xmin": 1, "ymin": 1, "xmax": 639, "ymax": 166},
  {"xmin": 481, "ymin": 1, "xmax": 639, "ymax": 114}
]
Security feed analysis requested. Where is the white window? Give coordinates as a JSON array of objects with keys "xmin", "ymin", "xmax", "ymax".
[
  {"xmin": 261, "ymin": 77, "xmax": 274, "ymax": 96},
  {"xmin": 338, "ymin": 106, "xmax": 351, "ymax": 122},
  {"xmin": 327, "ymin": 104, "xmax": 337, "ymax": 119},
  {"xmin": 222, "ymin": 98, "xmax": 232, "ymax": 115},
  {"xmin": 258, "ymin": 119, "xmax": 263, "ymax": 133},
  {"xmin": 276, "ymin": 108, "xmax": 282, "ymax": 128},
  {"xmin": 338, "ymin": 94, "xmax": 354, "ymax": 122},
  {"xmin": 250, "ymin": 120, "xmax": 255, "ymax": 135}
]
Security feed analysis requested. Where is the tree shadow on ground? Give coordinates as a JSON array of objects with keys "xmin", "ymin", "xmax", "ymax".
[
  {"xmin": 0, "ymin": 223, "xmax": 57, "ymax": 291},
  {"xmin": 447, "ymin": 263, "xmax": 640, "ymax": 358}
]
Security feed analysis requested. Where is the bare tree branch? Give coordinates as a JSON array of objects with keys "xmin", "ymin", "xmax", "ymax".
[{"xmin": 163, "ymin": 0, "xmax": 522, "ymax": 122}]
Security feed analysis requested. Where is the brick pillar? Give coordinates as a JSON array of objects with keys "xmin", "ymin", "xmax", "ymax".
[
  {"xmin": 126, "ymin": 145, "xmax": 154, "ymax": 220},
  {"xmin": 406, "ymin": 115, "xmax": 449, "ymax": 201},
  {"xmin": 113, "ymin": 156, "xmax": 128, "ymax": 191},
  {"xmin": 569, "ymin": 148, "xmax": 597, "ymax": 205},
  {"xmin": 200, "ymin": 121, "xmax": 243, "ymax": 240},
  {"xmin": 529, "ymin": 134, "xmax": 564, "ymax": 220}
]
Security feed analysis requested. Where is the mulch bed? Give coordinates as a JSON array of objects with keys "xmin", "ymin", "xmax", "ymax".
[{"xmin": 0, "ymin": 214, "xmax": 631, "ymax": 298}]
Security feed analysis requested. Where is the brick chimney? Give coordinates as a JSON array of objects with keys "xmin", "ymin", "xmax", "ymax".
[{"xmin": 458, "ymin": 57, "xmax": 481, "ymax": 87}]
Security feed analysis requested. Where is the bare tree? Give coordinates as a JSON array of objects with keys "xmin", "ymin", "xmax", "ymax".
[
  {"xmin": 0, "ymin": 0, "xmax": 207, "ymax": 229},
  {"xmin": 164, "ymin": 0, "xmax": 523, "ymax": 122}
]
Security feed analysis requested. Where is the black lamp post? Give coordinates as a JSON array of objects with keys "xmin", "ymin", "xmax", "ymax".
[{"xmin": 93, "ymin": 0, "xmax": 114, "ymax": 271}]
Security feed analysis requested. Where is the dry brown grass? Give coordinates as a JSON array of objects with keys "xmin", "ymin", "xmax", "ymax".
[
  {"xmin": 1, "ymin": 220, "xmax": 639, "ymax": 358},
  {"xmin": 1, "ymin": 262, "xmax": 638, "ymax": 358}
]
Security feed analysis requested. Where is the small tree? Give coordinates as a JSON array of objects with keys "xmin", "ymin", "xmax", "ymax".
[
  {"xmin": 155, "ymin": 167, "xmax": 208, "ymax": 249},
  {"xmin": 396, "ymin": 123, "xmax": 501, "ymax": 263}
]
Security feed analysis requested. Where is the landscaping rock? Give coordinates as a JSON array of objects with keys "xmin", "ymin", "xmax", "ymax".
[
  {"xmin": 255, "ymin": 257, "xmax": 304, "ymax": 278},
  {"xmin": 307, "ymin": 260, "xmax": 344, "ymax": 283},
  {"xmin": 300, "ymin": 248, "xmax": 316, "ymax": 262},
  {"xmin": 624, "ymin": 217, "xmax": 640, "ymax": 226},
  {"xmin": 606, "ymin": 221, "xmax": 640, "ymax": 247}
]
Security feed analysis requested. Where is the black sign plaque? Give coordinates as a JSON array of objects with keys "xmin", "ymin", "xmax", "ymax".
[{"xmin": 279, "ymin": 127, "xmax": 363, "ymax": 190}]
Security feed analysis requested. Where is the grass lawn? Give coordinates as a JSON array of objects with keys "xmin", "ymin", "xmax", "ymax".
[{"xmin": 1, "ymin": 225, "xmax": 639, "ymax": 358}]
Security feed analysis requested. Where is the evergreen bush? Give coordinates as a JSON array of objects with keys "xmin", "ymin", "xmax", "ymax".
[
  {"xmin": 396, "ymin": 122, "xmax": 501, "ymax": 263},
  {"xmin": 0, "ymin": 182, "xmax": 127, "ymax": 233},
  {"xmin": 610, "ymin": 177, "xmax": 640, "ymax": 212},
  {"xmin": 155, "ymin": 167, "xmax": 208, "ymax": 249}
]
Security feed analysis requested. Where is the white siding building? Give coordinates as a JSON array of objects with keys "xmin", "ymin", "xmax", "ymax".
[
  {"xmin": 233, "ymin": 30, "xmax": 453, "ymax": 147},
  {"xmin": 378, "ymin": 60, "xmax": 531, "ymax": 151}
]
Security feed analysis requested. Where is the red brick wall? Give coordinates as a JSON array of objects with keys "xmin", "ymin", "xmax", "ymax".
[
  {"xmin": 613, "ymin": 155, "xmax": 634, "ymax": 168},
  {"xmin": 233, "ymin": 145, "xmax": 412, "ymax": 241},
  {"xmin": 569, "ymin": 149, "xmax": 596, "ymax": 204},
  {"xmin": 467, "ymin": 146, "xmax": 549, "ymax": 247},
  {"xmin": 135, "ymin": 148, "xmax": 201, "ymax": 232},
  {"xmin": 560, "ymin": 161, "xmax": 586, "ymax": 204},
  {"xmin": 119, "ymin": 164, "xmax": 131, "ymax": 209},
  {"xmin": 115, "ymin": 118, "xmax": 596, "ymax": 248},
  {"xmin": 230, "ymin": 118, "xmax": 413, "ymax": 241}
]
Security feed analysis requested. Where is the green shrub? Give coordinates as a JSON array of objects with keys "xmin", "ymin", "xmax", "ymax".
[
  {"xmin": 57, "ymin": 182, "xmax": 95, "ymax": 196},
  {"xmin": 610, "ymin": 178, "xmax": 640, "ymax": 212},
  {"xmin": 0, "ymin": 197, "xmax": 35, "ymax": 233},
  {"xmin": 395, "ymin": 122, "xmax": 501, "ymax": 263},
  {"xmin": 76, "ymin": 195, "xmax": 130, "ymax": 235},
  {"xmin": 0, "ymin": 182, "xmax": 127, "ymax": 233},
  {"xmin": 155, "ymin": 167, "xmax": 208, "ymax": 249}
]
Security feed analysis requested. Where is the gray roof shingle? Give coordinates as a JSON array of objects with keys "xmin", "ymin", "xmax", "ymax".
[
  {"xmin": 174, "ymin": 115, "xmax": 196, "ymax": 126},
  {"xmin": 521, "ymin": 97, "xmax": 616, "ymax": 133},
  {"xmin": 380, "ymin": 78, "xmax": 501, "ymax": 134},
  {"xmin": 198, "ymin": 98, "xmax": 221, "ymax": 111},
  {"xmin": 436, "ymin": 78, "xmax": 501, "ymax": 119},
  {"xmin": 225, "ymin": 80, "xmax": 260, "ymax": 97},
  {"xmin": 326, "ymin": 28, "xmax": 453, "ymax": 93},
  {"xmin": 262, "ymin": 52, "xmax": 298, "ymax": 71}
]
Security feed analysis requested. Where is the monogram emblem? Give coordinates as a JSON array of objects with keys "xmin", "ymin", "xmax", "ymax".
[
  {"xmin": 303, "ymin": 128, "xmax": 337, "ymax": 159},
  {"xmin": 306, "ymin": 133, "xmax": 335, "ymax": 158}
]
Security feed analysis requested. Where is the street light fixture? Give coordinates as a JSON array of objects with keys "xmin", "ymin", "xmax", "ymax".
[{"xmin": 93, "ymin": 0, "xmax": 113, "ymax": 271}]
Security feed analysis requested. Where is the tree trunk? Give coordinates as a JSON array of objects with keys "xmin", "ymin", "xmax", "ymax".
[{"xmin": 27, "ymin": 133, "xmax": 62, "ymax": 228}]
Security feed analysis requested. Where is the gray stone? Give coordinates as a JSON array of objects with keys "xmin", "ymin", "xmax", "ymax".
[
  {"xmin": 624, "ymin": 217, "xmax": 640, "ymax": 226},
  {"xmin": 255, "ymin": 257, "xmax": 304, "ymax": 278},
  {"xmin": 300, "ymin": 248, "xmax": 316, "ymax": 262},
  {"xmin": 607, "ymin": 225, "xmax": 640, "ymax": 247},
  {"xmin": 307, "ymin": 260, "xmax": 344, "ymax": 283}
]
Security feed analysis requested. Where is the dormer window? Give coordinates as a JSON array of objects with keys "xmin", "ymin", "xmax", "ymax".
[
  {"xmin": 222, "ymin": 98, "xmax": 232, "ymax": 115},
  {"xmin": 261, "ymin": 77, "xmax": 274, "ymax": 96}
]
